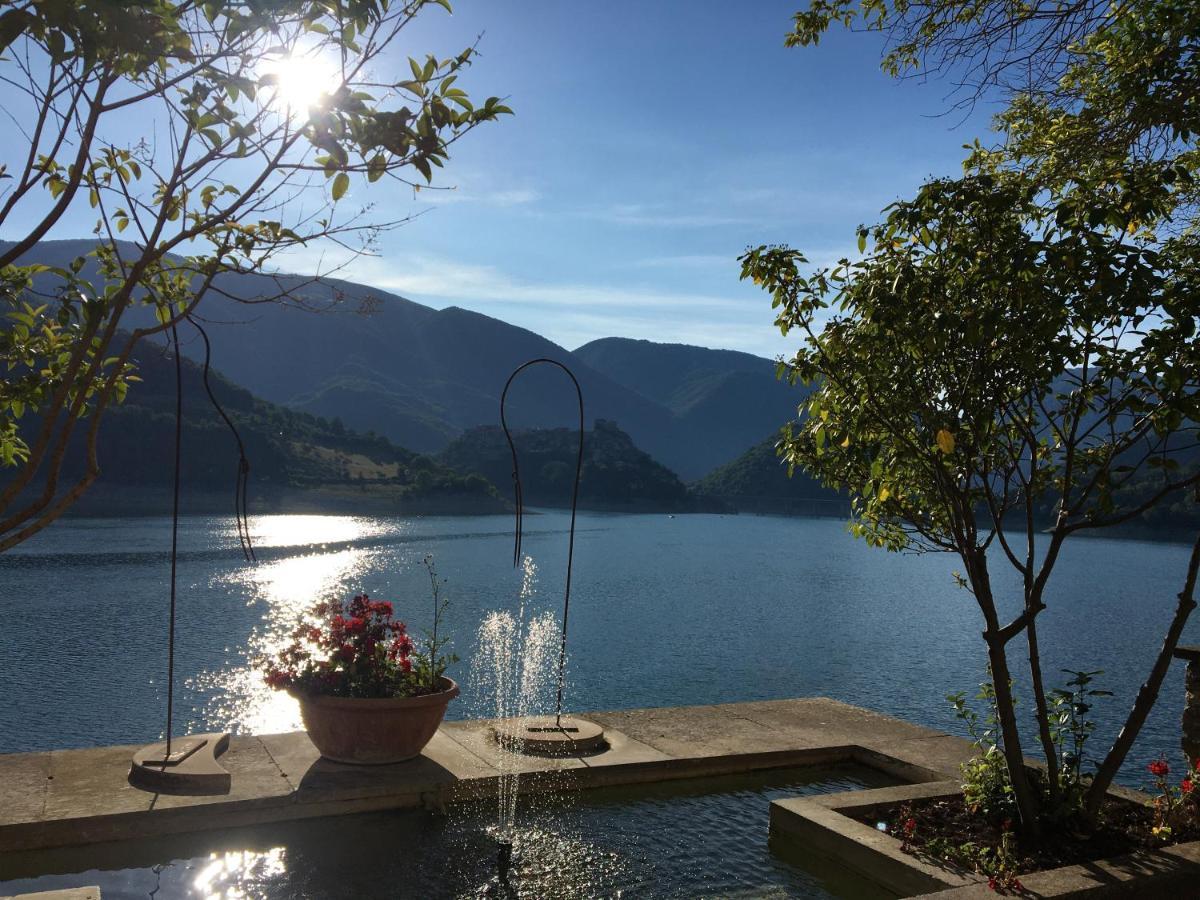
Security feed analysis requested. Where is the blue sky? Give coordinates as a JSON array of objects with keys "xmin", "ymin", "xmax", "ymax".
[
  {"xmin": 8, "ymin": 0, "xmax": 1000, "ymax": 359},
  {"xmin": 336, "ymin": 0, "xmax": 1000, "ymax": 358}
]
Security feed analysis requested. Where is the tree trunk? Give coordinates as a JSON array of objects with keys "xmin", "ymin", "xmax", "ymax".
[
  {"xmin": 984, "ymin": 633, "xmax": 1042, "ymax": 835},
  {"xmin": 969, "ymin": 549, "xmax": 1042, "ymax": 834},
  {"xmin": 1025, "ymin": 615, "xmax": 1061, "ymax": 804},
  {"xmin": 1083, "ymin": 532, "xmax": 1200, "ymax": 821}
]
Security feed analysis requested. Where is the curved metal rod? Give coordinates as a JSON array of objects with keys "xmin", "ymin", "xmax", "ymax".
[
  {"xmin": 187, "ymin": 317, "xmax": 255, "ymax": 563},
  {"xmin": 499, "ymin": 358, "xmax": 584, "ymax": 727}
]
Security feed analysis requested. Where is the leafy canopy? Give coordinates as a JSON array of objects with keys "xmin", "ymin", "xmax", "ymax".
[{"xmin": 0, "ymin": 0, "xmax": 510, "ymax": 548}]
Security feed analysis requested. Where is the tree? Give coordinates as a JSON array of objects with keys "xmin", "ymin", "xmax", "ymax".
[
  {"xmin": 0, "ymin": 0, "xmax": 510, "ymax": 550},
  {"xmin": 764, "ymin": 0, "xmax": 1200, "ymax": 831},
  {"xmin": 786, "ymin": 0, "xmax": 1200, "ymax": 222},
  {"xmin": 742, "ymin": 170, "xmax": 1200, "ymax": 831}
]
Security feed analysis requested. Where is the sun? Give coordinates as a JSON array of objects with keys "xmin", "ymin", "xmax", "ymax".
[{"xmin": 262, "ymin": 53, "xmax": 340, "ymax": 116}]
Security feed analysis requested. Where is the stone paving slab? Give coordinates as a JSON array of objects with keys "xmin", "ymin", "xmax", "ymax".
[
  {"xmin": 0, "ymin": 753, "xmax": 51, "ymax": 827},
  {"xmin": 0, "ymin": 697, "xmax": 958, "ymax": 855},
  {"xmin": 0, "ymin": 889, "xmax": 100, "ymax": 900}
]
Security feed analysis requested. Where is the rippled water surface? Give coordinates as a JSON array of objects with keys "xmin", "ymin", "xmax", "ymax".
[
  {"xmin": 1, "ymin": 511, "xmax": 1197, "ymax": 783},
  {"xmin": 0, "ymin": 765, "xmax": 897, "ymax": 899}
]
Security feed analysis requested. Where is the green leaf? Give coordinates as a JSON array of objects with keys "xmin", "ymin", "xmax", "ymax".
[
  {"xmin": 332, "ymin": 172, "xmax": 349, "ymax": 201},
  {"xmin": 0, "ymin": 9, "xmax": 33, "ymax": 54}
]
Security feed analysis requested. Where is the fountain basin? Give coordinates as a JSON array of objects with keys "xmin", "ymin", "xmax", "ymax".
[{"xmin": 0, "ymin": 764, "xmax": 901, "ymax": 899}]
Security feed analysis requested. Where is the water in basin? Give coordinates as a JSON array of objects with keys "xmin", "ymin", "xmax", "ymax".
[{"xmin": 0, "ymin": 764, "xmax": 899, "ymax": 899}]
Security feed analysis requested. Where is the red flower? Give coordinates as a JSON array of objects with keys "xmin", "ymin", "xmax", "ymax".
[
  {"xmin": 400, "ymin": 657, "xmax": 412, "ymax": 673},
  {"xmin": 1182, "ymin": 778, "xmax": 1195, "ymax": 795},
  {"xmin": 903, "ymin": 817, "xmax": 916, "ymax": 835},
  {"xmin": 1149, "ymin": 758, "xmax": 1170, "ymax": 777},
  {"xmin": 349, "ymin": 593, "xmax": 370, "ymax": 617},
  {"xmin": 988, "ymin": 876, "xmax": 999, "ymax": 892}
]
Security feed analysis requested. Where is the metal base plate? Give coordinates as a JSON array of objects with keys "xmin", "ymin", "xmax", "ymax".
[
  {"xmin": 129, "ymin": 732, "xmax": 231, "ymax": 795},
  {"xmin": 492, "ymin": 717, "xmax": 607, "ymax": 756}
]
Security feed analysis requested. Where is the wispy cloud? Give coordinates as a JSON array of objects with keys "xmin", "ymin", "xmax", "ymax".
[
  {"xmin": 267, "ymin": 243, "xmax": 831, "ymax": 357},
  {"xmin": 583, "ymin": 202, "xmax": 756, "ymax": 228},
  {"xmin": 338, "ymin": 252, "xmax": 747, "ymax": 312},
  {"xmin": 420, "ymin": 185, "xmax": 541, "ymax": 207},
  {"xmin": 629, "ymin": 254, "xmax": 741, "ymax": 270},
  {"xmin": 392, "ymin": 164, "xmax": 542, "ymax": 208}
]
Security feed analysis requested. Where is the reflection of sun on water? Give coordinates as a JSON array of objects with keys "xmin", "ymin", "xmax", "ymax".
[
  {"xmin": 193, "ymin": 847, "xmax": 286, "ymax": 899},
  {"xmin": 247, "ymin": 514, "xmax": 393, "ymax": 550},
  {"xmin": 194, "ymin": 542, "xmax": 378, "ymax": 736}
]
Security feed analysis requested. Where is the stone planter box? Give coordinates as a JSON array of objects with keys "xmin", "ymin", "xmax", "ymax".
[{"xmin": 770, "ymin": 778, "xmax": 1200, "ymax": 897}]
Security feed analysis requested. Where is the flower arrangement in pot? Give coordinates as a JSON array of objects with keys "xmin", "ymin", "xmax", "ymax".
[{"xmin": 264, "ymin": 555, "xmax": 458, "ymax": 764}]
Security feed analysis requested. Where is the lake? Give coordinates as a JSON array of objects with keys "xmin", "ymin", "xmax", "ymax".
[{"xmin": 1, "ymin": 511, "xmax": 1196, "ymax": 785}]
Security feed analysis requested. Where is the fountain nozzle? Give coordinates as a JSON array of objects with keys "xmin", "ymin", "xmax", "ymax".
[{"xmin": 497, "ymin": 838, "xmax": 514, "ymax": 883}]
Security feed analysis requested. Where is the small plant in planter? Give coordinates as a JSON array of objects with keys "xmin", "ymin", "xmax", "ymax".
[
  {"xmin": 1147, "ymin": 754, "xmax": 1200, "ymax": 841},
  {"xmin": 871, "ymin": 674, "xmax": 1200, "ymax": 892},
  {"xmin": 264, "ymin": 555, "xmax": 459, "ymax": 764}
]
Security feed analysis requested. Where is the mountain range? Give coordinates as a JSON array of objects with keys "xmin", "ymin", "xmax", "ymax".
[
  {"xmin": 7, "ymin": 240, "xmax": 1196, "ymax": 532},
  {"xmin": 440, "ymin": 419, "xmax": 693, "ymax": 512},
  {"xmin": 10, "ymin": 330, "xmax": 507, "ymax": 517},
  {"xmin": 5, "ymin": 241, "xmax": 806, "ymax": 481}
]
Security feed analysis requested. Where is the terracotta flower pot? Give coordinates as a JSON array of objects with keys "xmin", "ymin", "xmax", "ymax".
[{"xmin": 293, "ymin": 677, "xmax": 459, "ymax": 764}]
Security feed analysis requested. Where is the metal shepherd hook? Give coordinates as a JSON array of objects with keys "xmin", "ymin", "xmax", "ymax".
[{"xmin": 500, "ymin": 358, "xmax": 584, "ymax": 728}]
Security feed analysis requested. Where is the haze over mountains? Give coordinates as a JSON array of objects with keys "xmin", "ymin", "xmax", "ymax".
[{"xmin": 10, "ymin": 241, "xmax": 805, "ymax": 481}]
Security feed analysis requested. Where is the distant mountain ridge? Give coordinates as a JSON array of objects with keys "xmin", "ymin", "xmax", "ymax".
[
  {"xmin": 691, "ymin": 435, "xmax": 849, "ymax": 516},
  {"xmin": 6, "ymin": 240, "xmax": 804, "ymax": 480},
  {"xmin": 11, "ymin": 331, "xmax": 506, "ymax": 516},
  {"xmin": 440, "ymin": 419, "xmax": 693, "ymax": 512}
]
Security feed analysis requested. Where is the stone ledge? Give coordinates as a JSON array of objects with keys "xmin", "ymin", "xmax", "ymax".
[
  {"xmin": 922, "ymin": 840, "xmax": 1200, "ymax": 898},
  {"xmin": 0, "ymin": 697, "xmax": 968, "ymax": 855},
  {"xmin": 772, "ymin": 782, "xmax": 982, "ymax": 897},
  {"xmin": 1172, "ymin": 644, "xmax": 1200, "ymax": 662}
]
